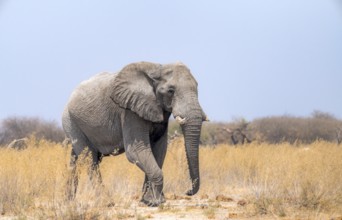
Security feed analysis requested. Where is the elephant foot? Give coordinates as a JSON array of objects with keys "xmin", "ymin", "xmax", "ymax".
[
  {"xmin": 141, "ymin": 181, "xmax": 165, "ymax": 207},
  {"xmin": 141, "ymin": 198, "xmax": 164, "ymax": 207}
]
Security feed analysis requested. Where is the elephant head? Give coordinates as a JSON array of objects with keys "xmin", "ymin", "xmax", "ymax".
[{"xmin": 111, "ymin": 61, "xmax": 207, "ymax": 195}]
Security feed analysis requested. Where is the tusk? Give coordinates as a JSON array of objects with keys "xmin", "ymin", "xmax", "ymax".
[
  {"xmin": 204, "ymin": 116, "xmax": 210, "ymax": 122},
  {"xmin": 176, "ymin": 116, "xmax": 186, "ymax": 125}
]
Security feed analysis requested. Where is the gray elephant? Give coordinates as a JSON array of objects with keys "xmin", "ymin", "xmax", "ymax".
[{"xmin": 62, "ymin": 61, "xmax": 208, "ymax": 206}]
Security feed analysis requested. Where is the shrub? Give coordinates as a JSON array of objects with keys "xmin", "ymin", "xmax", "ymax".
[
  {"xmin": 0, "ymin": 116, "xmax": 64, "ymax": 146},
  {"xmin": 250, "ymin": 114, "xmax": 341, "ymax": 144},
  {"xmin": 191, "ymin": 111, "xmax": 342, "ymax": 145}
]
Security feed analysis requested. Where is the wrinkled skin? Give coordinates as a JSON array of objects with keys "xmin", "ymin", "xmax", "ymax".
[{"xmin": 62, "ymin": 62, "xmax": 207, "ymax": 206}]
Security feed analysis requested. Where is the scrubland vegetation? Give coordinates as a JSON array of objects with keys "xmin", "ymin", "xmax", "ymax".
[
  {"xmin": 0, "ymin": 137, "xmax": 341, "ymax": 219},
  {"xmin": 0, "ymin": 113, "xmax": 341, "ymax": 219},
  {"xmin": 0, "ymin": 116, "xmax": 64, "ymax": 146},
  {"xmin": 192, "ymin": 111, "xmax": 342, "ymax": 146},
  {"xmin": 1, "ymin": 111, "xmax": 341, "ymax": 147}
]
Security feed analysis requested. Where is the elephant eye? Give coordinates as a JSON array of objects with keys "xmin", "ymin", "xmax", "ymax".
[{"xmin": 167, "ymin": 88, "xmax": 175, "ymax": 96}]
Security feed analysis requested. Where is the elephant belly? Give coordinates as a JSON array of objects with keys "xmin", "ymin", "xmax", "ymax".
[
  {"xmin": 98, "ymin": 143, "xmax": 124, "ymax": 155},
  {"xmin": 91, "ymin": 134, "xmax": 124, "ymax": 155},
  {"xmin": 81, "ymin": 124, "xmax": 124, "ymax": 155}
]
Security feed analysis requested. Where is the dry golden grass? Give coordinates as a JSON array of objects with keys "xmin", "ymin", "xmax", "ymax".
[{"xmin": 0, "ymin": 137, "xmax": 342, "ymax": 219}]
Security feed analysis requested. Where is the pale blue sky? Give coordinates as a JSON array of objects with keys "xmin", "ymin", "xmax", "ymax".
[{"xmin": 1, "ymin": 0, "xmax": 341, "ymax": 123}]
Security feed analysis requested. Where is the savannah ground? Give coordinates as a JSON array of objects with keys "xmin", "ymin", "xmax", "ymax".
[{"xmin": 0, "ymin": 138, "xmax": 342, "ymax": 219}]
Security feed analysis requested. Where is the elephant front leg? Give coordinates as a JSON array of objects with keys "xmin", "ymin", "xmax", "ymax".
[
  {"xmin": 122, "ymin": 112, "xmax": 165, "ymax": 206},
  {"xmin": 142, "ymin": 130, "xmax": 168, "ymax": 204},
  {"xmin": 125, "ymin": 141, "xmax": 165, "ymax": 206}
]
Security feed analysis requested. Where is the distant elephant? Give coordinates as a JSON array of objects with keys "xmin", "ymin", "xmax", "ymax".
[
  {"xmin": 62, "ymin": 62, "xmax": 208, "ymax": 206},
  {"xmin": 223, "ymin": 128, "xmax": 252, "ymax": 145}
]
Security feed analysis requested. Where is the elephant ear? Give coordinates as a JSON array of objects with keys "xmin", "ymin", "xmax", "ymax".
[{"xmin": 111, "ymin": 62, "xmax": 164, "ymax": 122}]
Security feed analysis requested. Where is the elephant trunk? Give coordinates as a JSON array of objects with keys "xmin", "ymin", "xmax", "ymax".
[
  {"xmin": 172, "ymin": 93, "xmax": 205, "ymax": 196},
  {"xmin": 181, "ymin": 119, "xmax": 202, "ymax": 196}
]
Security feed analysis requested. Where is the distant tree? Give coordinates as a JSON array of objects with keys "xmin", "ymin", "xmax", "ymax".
[
  {"xmin": 0, "ymin": 116, "xmax": 64, "ymax": 146},
  {"xmin": 311, "ymin": 110, "xmax": 337, "ymax": 120},
  {"xmin": 172, "ymin": 111, "xmax": 342, "ymax": 146},
  {"xmin": 250, "ymin": 114, "xmax": 341, "ymax": 144}
]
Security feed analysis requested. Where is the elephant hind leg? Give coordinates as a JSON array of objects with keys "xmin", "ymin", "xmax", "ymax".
[
  {"xmin": 66, "ymin": 149, "xmax": 103, "ymax": 199},
  {"xmin": 65, "ymin": 128, "xmax": 90, "ymax": 200},
  {"xmin": 88, "ymin": 150, "xmax": 103, "ymax": 186},
  {"xmin": 66, "ymin": 148, "xmax": 78, "ymax": 200}
]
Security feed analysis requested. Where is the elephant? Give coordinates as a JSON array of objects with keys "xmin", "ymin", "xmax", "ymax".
[
  {"xmin": 223, "ymin": 127, "xmax": 252, "ymax": 145},
  {"xmin": 62, "ymin": 61, "xmax": 208, "ymax": 206}
]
